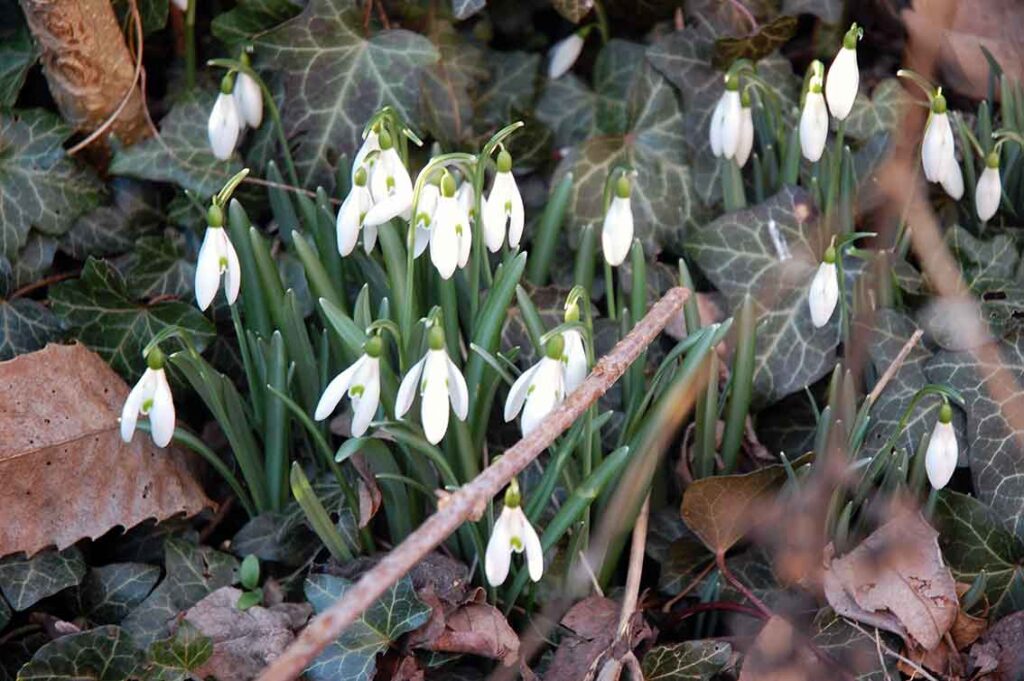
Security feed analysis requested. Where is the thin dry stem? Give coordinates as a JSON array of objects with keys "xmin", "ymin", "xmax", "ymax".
[{"xmin": 867, "ymin": 329, "xmax": 924, "ymax": 405}]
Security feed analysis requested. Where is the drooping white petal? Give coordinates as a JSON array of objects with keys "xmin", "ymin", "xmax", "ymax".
[
  {"xmin": 170, "ymin": 0, "xmax": 188, "ymax": 11},
  {"xmin": 941, "ymin": 157, "xmax": 964, "ymax": 200},
  {"xmin": 195, "ymin": 227, "xmax": 224, "ymax": 311},
  {"xmin": 504, "ymin": 362, "xmax": 540, "ymax": 422},
  {"xmin": 120, "ymin": 371, "xmax": 151, "ymax": 443},
  {"xmin": 352, "ymin": 131, "xmax": 380, "ymax": 176},
  {"xmin": 363, "ymin": 149, "xmax": 414, "ymax": 227},
  {"xmin": 234, "ymin": 72, "xmax": 263, "ymax": 129},
  {"xmin": 337, "ymin": 185, "xmax": 371, "ymax": 256},
  {"xmin": 547, "ymin": 33, "xmax": 585, "ymax": 80},
  {"xmin": 430, "ymin": 196, "xmax": 460, "ymax": 279},
  {"xmin": 718, "ymin": 90, "xmax": 742, "ymax": 159},
  {"xmin": 563, "ymin": 329, "xmax": 587, "ymax": 394},
  {"xmin": 601, "ymin": 195, "xmax": 633, "ymax": 267},
  {"xmin": 976, "ymin": 166, "xmax": 1001, "ymax": 222},
  {"xmin": 521, "ymin": 358, "xmax": 565, "ymax": 436},
  {"xmin": 315, "ymin": 356, "xmax": 365, "ymax": 421},
  {"xmin": 799, "ymin": 90, "xmax": 829, "ymax": 162},
  {"xmin": 520, "ymin": 510, "xmax": 544, "ymax": 581},
  {"xmin": 921, "ymin": 112, "xmax": 953, "ymax": 183},
  {"xmin": 808, "ymin": 261, "xmax": 839, "ymax": 328},
  {"xmin": 483, "ymin": 172, "xmax": 523, "ymax": 252},
  {"xmin": 363, "ymin": 223, "xmax": 378, "ymax": 254},
  {"xmin": 395, "ymin": 355, "xmax": 427, "ymax": 418},
  {"xmin": 208, "ymin": 92, "xmax": 241, "ymax": 161},
  {"xmin": 220, "ymin": 230, "xmax": 242, "ymax": 305},
  {"xmin": 446, "ymin": 356, "xmax": 469, "ymax": 420},
  {"xmin": 925, "ymin": 420, "xmax": 958, "ymax": 490},
  {"xmin": 149, "ymin": 369, "xmax": 176, "ymax": 447},
  {"xmin": 824, "ymin": 46, "xmax": 858, "ymax": 121},
  {"xmin": 349, "ymin": 358, "xmax": 381, "ymax": 437},
  {"xmin": 485, "ymin": 507, "xmax": 514, "ymax": 586},
  {"xmin": 709, "ymin": 94, "xmax": 728, "ymax": 158},
  {"xmin": 734, "ymin": 106, "xmax": 755, "ymax": 168},
  {"xmin": 420, "ymin": 350, "xmax": 451, "ymax": 444},
  {"xmin": 457, "ymin": 219, "xmax": 472, "ymax": 269}
]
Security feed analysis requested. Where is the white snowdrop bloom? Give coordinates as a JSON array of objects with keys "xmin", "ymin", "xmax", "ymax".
[
  {"xmin": 921, "ymin": 94, "xmax": 963, "ymax": 199},
  {"xmin": 412, "ymin": 183, "xmax": 440, "ymax": 258},
  {"xmin": 800, "ymin": 63, "xmax": 829, "ymax": 162},
  {"xmin": 976, "ymin": 154, "xmax": 1001, "ymax": 222},
  {"xmin": 925, "ymin": 403, "xmax": 958, "ymax": 490},
  {"xmin": 504, "ymin": 334, "xmax": 567, "ymax": 437},
  {"xmin": 337, "ymin": 166, "xmax": 374, "ymax": 256},
  {"xmin": 171, "ymin": 0, "xmax": 187, "ymax": 11},
  {"xmin": 120, "ymin": 349, "xmax": 175, "ymax": 448},
  {"xmin": 395, "ymin": 326, "xmax": 468, "ymax": 444},
  {"xmin": 352, "ymin": 129, "xmax": 380, "ymax": 176},
  {"xmin": 456, "ymin": 180, "xmax": 477, "ymax": 222},
  {"xmin": 734, "ymin": 95, "xmax": 755, "ymax": 168},
  {"xmin": 314, "ymin": 337, "xmax": 383, "ymax": 438},
  {"xmin": 429, "ymin": 175, "xmax": 472, "ymax": 280},
  {"xmin": 709, "ymin": 74, "xmax": 742, "ymax": 159},
  {"xmin": 562, "ymin": 328, "xmax": 587, "ymax": 394},
  {"xmin": 208, "ymin": 77, "xmax": 241, "ymax": 161},
  {"xmin": 808, "ymin": 246, "xmax": 838, "ymax": 328},
  {"xmin": 233, "ymin": 71, "xmax": 263, "ymax": 129},
  {"xmin": 825, "ymin": 23, "xmax": 861, "ymax": 121},
  {"xmin": 941, "ymin": 156, "xmax": 964, "ymax": 201},
  {"xmin": 363, "ymin": 132, "xmax": 414, "ymax": 227},
  {"xmin": 602, "ymin": 175, "xmax": 634, "ymax": 267},
  {"xmin": 547, "ymin": 32, "xmax": 585, "ymax": 80},
  {"xmin": 195, "ymin": 205, "xmax": 241, "ymax": 311},
  {"xmin": 483, "ymin": 150, "xmax": 525, "ymax": 252},
  {"xmin": 485, "ymin": 481, "xmax": 543, "ymax": 586}
]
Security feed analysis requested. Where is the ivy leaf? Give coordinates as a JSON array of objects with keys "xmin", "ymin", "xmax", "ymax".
[
  {"xmin": 9, "ymin": 234, "xmax": 57, "ymax": 291},
  {"xmin": 756, "ymin": 389, "xmax": 818, "ymax": 456},
  {"xmin": 933, "ymin": 490, "xmax": 1024, "ymax": 617},
  {"xmin": 113, "ymin": 0, "xmax": 168, "ymax": 34},
  {"xmin": 74, "ymin": 563, "xmax": 162, "ymax": 625},
  {"xmin": 0, "ymin": 299, "xmax": 63, "ymax": 361},
  {"xmin": 257, "ymin": 0, "xmax": 438, "ymax": 190},
  {"xmin": 0, "ymin": 596, "xmax": 9, "ymax": 630},
  {"xmin": 658, "ymin": 536, "xmax": 711, "ymax": 596},
  {"xmin": 122, "ymin": 235, "xmax": 196, "ymax": 300},
  {"xmin": 812, "ymin": 610, "xmax": 898, "ymax": 680},
  {"xmin": 641, "ymin": 640, "xmax": 730, "ymax": 680},
  {"xmin": 49, "ymin": 258, "xmax": 214, "ymax": 380},
  {"xmin": 712, "ymin": 15, "xmax": 798, "ymax": 69},
  {"xmin": 552, "ymin": 40, "xmax": 698, "ymax": 256},
  {"xmin": 474, "ymin": 50, "xmax": 540, "ymax": 128},
  {"xmin": 687, "ymin": 186, "xmax": 839, "ymax": 406},
  {"xmin": 451, "ymin": 0, "xmax": 485, "ymax": 21},
  {"xmin": 927, "ymin": 336, "xmax": 1024, "ymax": 537},
  {"xmin": 0, "ymin": 109, "xmax": 102, "ymax": 263},
  {"xmin": 419, "ymin": 21, "xmax": 487, "ymax": 146},
  {"xmin": 303, "ymin": 574, "xmax": 430, "ymax": 681},
  {"xmin": 536, "ymin": 74, "xmax": 596, "ymax": 147},
  {"xmin": 60, "ymin": 180, "xmax": 162, "ymax": 260},
  {"xmin": 122, "ymin": 539, "xmax": 238, "ymax": 647},
  {"xmin": 141, "ymin": 622, "xmax": 213, "ymax": 681},
  {"xmin": 0, "ymin": 547, "xmax": 86, "ymax": 611},
  {"xmin": 844, "ymin": 79, "xmax": 908, "ymax": 141},
  {"xmin": 110, "ymin": 90, "xmax": 243, "ymax": 199},
  {"xmin": 17, "ymin": 626, "xmax": 142, "ymax": 681},
  {"xmin": 232, "ymin": 512, "xmax": 318, "ymax": 567},
  {"xmin": 211, "ymin": 0, "xmax": 302, "ymax": 49},
  {"xmin": 0, "ymin": 21, "xmax": 36, "ymax": 107}
]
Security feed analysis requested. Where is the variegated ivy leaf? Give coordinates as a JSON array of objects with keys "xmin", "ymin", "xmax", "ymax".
[
  {"xmin": 142, "ymin": 622, "xmax": 213, "ymax": 681},
  {"xmin": 257, "ymin": 0, "xmax": 439, "ymax": 190},
  {"xmin": 17, "ymin": 626, "xmax": 141, "ymax": 681},
  {"xmin": 641, "ymin": 640, "xmax": 731, "ymax": 680},
  {"xmin": 73, "ymin": 563, "xmax": 162, "ymax": 625},
  {"xmin": 121, "ymin": 235, "xmax": 196, "ymax": 300},
  {"xmin": 927, "ymin": 336, "xmax": 1024, "ymax": 537},
  {"xmin": 843, "ymin": 79, "xmax": 908, "ymax": 142},
  {"xmin": 211, "ymin": 0, "xmax": 303, "ymax": 49},
  {"xmin": 712, "ymin": 15, "xmax": 798, "ymax": 70},
  {"xmin": 934, "ymin": 490, "xmax": 1024, "ymax": 617},
  {"xmin": 0, "ymin": 547, "xmax": 86, "ymax": 611},
  {"xmin": 0, "ymin": 110, "xmax": 102, "ymax": 263},
  {"xmin": 451, "ymin": 0, "xmax": 485, "ymax": 20},
  {"xmin": 0, "ymin": 298, "xmax": 63, "ymax": 361},
  {"xmin": 536, "ymin": 74, "xmax": 596, "ymax": 147},
  {"xmin": 812, "ymin": 611, "xmax": 898, "ymax": 680},
  {"xmin": 303, "ymin": 574, "xmax": 430, "ymax": 681},
  {"xmin": 110, "ymin": 90, "xmax": 243, "ymax": 198},
  {"xmin": 420, "ymin": 20, "xmax": 487, "ymax": 147},
  {"xmin": 0, "ymin": 13, "xmax": 36, "ymax": 107},
  {"xmin": 686, "ymin": 186, "xmax": 839, "ymax": 407},
  {"xmin": 551, "ymin": 40, "xmax": 699, "ymax": 256},
  {"xmin": 474, "ymin": 50, "xmax": 540, "ymax": 128}
]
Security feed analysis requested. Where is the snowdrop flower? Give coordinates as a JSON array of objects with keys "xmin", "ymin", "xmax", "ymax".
[
  {"xmin": 709, "ymin": 74, "xmax": 742, "ymax": 159},
  {"xmin": 975, "ymin": 152, "xmax": 1001, "ymax": 222},
  {"xmin": 485, "ymin": 480, "xmax": 543, "ymax": 586},
  {"xmin": 483, "ymin": 150, "xmax": 525, "ymax": 252},
  {"xmin": 196, "ymin": 204, "xmax": 241, "ymax": 311},
  {"xmin": 395, "ymin": 325, "xmax": 468, "ymax": 444},
  {"xmin": 208, "ymin": 75, "xmax": 241, "ymax": 160},
  {"xmin": 363, "ymin": 131, "xmax": 414, "ymax": 227},
  {"xmin": 562, "ymin": 302, "xmax": 587, "ymax": 394},
  {"xmin": 412, "ymin": 182, "xmax": 440, "ymax": 258},
  {"xmin": 800, "ymin": 61, "xmax": 829, "ymax": 163},
  {"xmin": 925, "ymin": 402, "xmax": 958, "ymax": 490},
  {"xmin": 429, "ymin": 174, "xmax": 472, "ymax": 279},
  {"xmin": 921, "ymin": 92, "xmax": 963, "ymax": 200},
  {"xmin": 121, "ymin": 348, "xmax": 175, "ymax": 448},
  {"xmin": 808, "ymin": 245, "xmax": 838, "ymax": 328},
  {"xmin": 315, "ymin": 336, "xmax": 383, "ymax": 437},
  {"xmin": 337, "ymin": 166, "xmax": 374, "ymax": 256},
  {"xmin": 504, "ymin": 334, "xmax": 567, "ymax": 437},
  {"xmin": 352, "ymin": 128, "xmax": 380, "ymax": 176},
  {"xmin": 233, "ymin": 65, "xmax": 263, "ymax": 130},
  {"xmin": 734, "ymin": 92, "xmax": 755, "ymax": 168},
  {"xmin": 602, "ymin": 174, "xmax": 633, "ymax": 267},
  {"xmin": 547, "ymin": 31, "xmax": 585, "ymax": 80},
  {"xmin": 825, "ymin": 23, "xmax": 861, "ymax": 121}
]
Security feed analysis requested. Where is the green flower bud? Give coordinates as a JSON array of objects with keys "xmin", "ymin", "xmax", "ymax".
[
  {"xmin": 497, "ymin": 149, "xmax": 513, "ymax": 173},
  {"xmin": 504, "ymin": 478, "xmax": 521, "ymax": 508},
  {"xmin": 220, "ymin": 73, "xmax": 235, "ymax": 95},
  {"xmin": 364, "ymin": 335, "xmax": 384, "ymax": 358},
  {"xmin": 428, "ymin": 325, "xmax": 445, "ymax": 351},
  {"xmin": 932, "ymin": 93, "xmax": 947, "ymax": 115},
  {"xmin": 939, "ymin": 402, "xmax": 953, "ymax": 424},
  {"xmin": 379, "ymin": 130, "xmax": 394, "ymax": 150},
  {"xmin": 207, "ymin": 203, "xmax": 224, "ymax": 227},
  {"xmin": 545, "ymin": 333, "xmax": 565, "ymax": 360},
  {"xmin": 842, "ymin": 23, "xmax": 861, "ymax": 50},
  {"xmin": 441, "ymin": 173, "xmax": 457, "ymax": 198},
  {"xmin": 986, "ymin": 151, "xmax": 1000, "ymax": 169},
  {"xmin": 725, "ymin": 73, "xmax": 740, "ymax": 91},
  {"xmin": 146, "ymin": 346, "xmax": 166, "ymax": 370},
  {"xmin": 615, "ymin": 174, "xmax": 631, "ymax": 199},
  {"xmin": 823, "ymin": 245, "xmax": 837, "ymax": 264}
]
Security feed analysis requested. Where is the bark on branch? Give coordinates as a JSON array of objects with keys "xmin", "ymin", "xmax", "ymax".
[{"xmin": 256, "ymin": 286, "xmax": 692, "ymax": 681}]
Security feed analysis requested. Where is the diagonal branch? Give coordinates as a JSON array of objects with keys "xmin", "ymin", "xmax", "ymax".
[{"xmin": 256, "ymin": 286, "xmax": 691, "ymax": 681}]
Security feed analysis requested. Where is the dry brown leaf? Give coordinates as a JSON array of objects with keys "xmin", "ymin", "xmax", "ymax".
[
  {"xmin": 970, "ymin": 611, "xmax": 1024, "ymax": 681},
  {"xmin": 421, "ymin": 601, "xmax": 520, "ymax": 665},
  {"xmin": 0, "ymin": 343, "xmax": 212, "ymax": 558},
  {"xmin": 738, "ymin": 616, "xmax": 818, "ymax": 681},
  {"xmin": 823, "ymin": 511, "xmax": 958, "ymax": 651},
  {"xmin": 182, "ymin": 586, "xmax": 312, "ymax": 681},
  {"xmin": 351, "ymin": 454, "xmax": 382, "ymax": 528},
  {"xmin": 545, "ymin": 596, "xmax": 653, "ymax": 681}
]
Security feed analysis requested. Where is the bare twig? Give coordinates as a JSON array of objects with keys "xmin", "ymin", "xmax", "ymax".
[
  {"xmin": 256, "ymin": 287, "xmax": 692, "ymax": 681},
  {"xmin": 866, "ymin": 328, "xmax": 924, "ymax": 405},
  {"xmin": 9, "ymin": 272, "xmax": 79, "ymax": 300},
  {"xmin": 847, "ymin": 620, "xmax": 939, "ymax": 681}
]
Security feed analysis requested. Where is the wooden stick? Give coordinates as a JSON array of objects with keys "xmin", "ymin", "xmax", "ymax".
[{"xmin": 256, "ymin": 287, "xmax": 691, "ymax": 681}]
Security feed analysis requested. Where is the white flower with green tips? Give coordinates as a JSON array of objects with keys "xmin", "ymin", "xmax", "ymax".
[
  {"xmin": 412, "ymin": 182, "xmax": 440, "ymax": 258},
  {"xmin": 315, "ymin": 337, "xmax": 383, "ymax": 437},
  {"xmin": 825, "ymin": 23, "xmax": 861, "ymax": 121},
  {"xmin": 195, "ymin": 204, "xmax": 241, "ymax": 311},
  {"xmin": 975, "ymin": 152, "xmax": 1001, "ymax": 222},
  {"xmin": 601, "ymin": 174, "xmax": 634, "ymax": 267},
  {"xmin": 808, "ymin": 245, "xmax": 838, "ymax": 328},
  {"xmin": 208, "ymin": 75, "xmax": 241, "ymax": 160},
  {"xmin": 504, "ymin": 334, "xmax": 567, "ymax": 437},
  {"xmin": 120, "ymin": 348, "xmax": 175, "ymax": 448},
  {"xmin": 396, "ymin": 325, "xmax": 468, "ymax": 444},
  {"xmin": 233, "ymin": 56, "xmax": 263, "ymax": 129},
  {"xmin": 925, "ymin": 402, "xmax": 958, "ymax": 490},
  {"xmin": 735, "ymin": 93, "xmax": 755, "ymax": 168},
  {"xmin": 561, "ymin": 301, "xmax": 588, "ymax": 394},
  {"xmin": 800, "ymin": 61, "xmax": 829, "ymax": 163},
  {"xmin": 547, "ymin": 32, "xmax": 585, "ymax": 80},
  {"xmin": 337, "ymin": 166, "xmax": 375, "ymax": 256},
  {"xmin": 483, "ymin": 150, "xmax": 525, "ymax": 252},
  {"xmin": 363, "ymin": 131, "xmax": 414, "ymax": 227},
  {"xmin": 709, "ymin": 73, "xmax": 742, "ymax": 159},
  {"xmin": 429, "ymin": 174, "xmax": 472, "ymax": 280},
  {"xmin": 485, "ymin": 480, "xmax": 543, "ymax": 586},
  {"xmin": 921, "ymin": 92, "xmax": 963, "ymax": 200}
]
